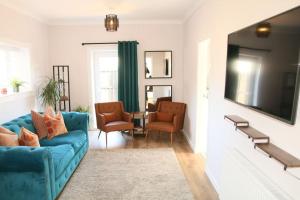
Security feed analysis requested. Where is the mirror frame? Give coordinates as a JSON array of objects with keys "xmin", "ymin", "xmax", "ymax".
[
  {"xmin": 144, "ymin": 50, "xmax": 173, "ymax": 79},
  {"xmin": 145, "ymin": 85, "xmax": 173, "ymax": 111}
]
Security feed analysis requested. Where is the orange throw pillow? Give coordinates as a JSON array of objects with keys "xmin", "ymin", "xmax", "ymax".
[
  {"xmin": 19, "ymin": 127, "xmax": 40, "ymax": 147},
  {"xmin": 156, "ymin": 112, "xmax": 174, "ymax": 123},
  {"xmin": 103, "ymin": 112, "xmax": 119, "ymax": 123},
  {"xmin": 0, "ymin": 126, "xmax": 19, "ymax": 146},
  {"xmin": 44, "ymin": 112, "xmax": 68, "ymax": 140},
  {"xmin": 31, "ymin": 106, "xmax": 55, "ymax": 139}
]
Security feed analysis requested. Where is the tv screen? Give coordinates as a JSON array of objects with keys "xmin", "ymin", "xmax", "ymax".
[{"xmin": 225, "ymin": 6, "xmax": 300, "ymax": 124}]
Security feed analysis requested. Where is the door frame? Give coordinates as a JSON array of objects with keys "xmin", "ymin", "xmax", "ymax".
[{"xmin": 195, "ymin": 38, "xmax": 211, "ymax": 157}]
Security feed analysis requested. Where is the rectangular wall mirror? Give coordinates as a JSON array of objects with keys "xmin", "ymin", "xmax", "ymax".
[
  {"xmin": 145, "ymin": 51, "xmax": 172, "ymax": 79},
  {"xmin": 145, "ymin": 85, "xmax": 172, "ymax": 111}
]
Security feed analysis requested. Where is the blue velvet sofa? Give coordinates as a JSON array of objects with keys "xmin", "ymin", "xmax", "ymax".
[{"xmin": 0, "ymin": 112, "xmax": 89, "ymax": 200}]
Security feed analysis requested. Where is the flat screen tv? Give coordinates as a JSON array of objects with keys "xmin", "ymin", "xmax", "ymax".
[{"xmin": 225, "ymin": 6, "xmax": 300, "ymax": 124}]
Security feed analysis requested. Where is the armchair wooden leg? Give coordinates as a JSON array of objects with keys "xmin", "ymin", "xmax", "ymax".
[
  {"xmin": 158, "ymin": 131, "xmax": 161, "ymax": 140},
  {"xmin": 170, "ymin": 132, "xmax": 173, "ymax": 145},
  {"xmin": 98, "ymin": 130, "xmax": 102, "ymax": 139},
  {"xmin": 145, "ymin": 129, "xmax": 149, "ymax": 142},
  {"xmin": 131, "ymin": 129, "xmax": 134, "ymax": 138},
  {"xmin": 105, "ymin": 132, "xmax": 108, "ymax": 149}
]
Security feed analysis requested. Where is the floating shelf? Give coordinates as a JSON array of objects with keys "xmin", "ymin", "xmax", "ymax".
[
  {"xmin": 255, "ymin": 143, "xmax": 300, "ymax": 170},
  {"xmin": 224, "ymin": 114, "xmax": 300, "ymax": 171},
  {"xmin": 224, "ymin": 115, "xmax": 249, "ymax": 127},
  {"xmin": 237, "ymin": 126, "xmax": 270, "ymax": 143}
]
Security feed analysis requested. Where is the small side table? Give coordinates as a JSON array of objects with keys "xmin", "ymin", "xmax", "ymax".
[{"xmin": 131, "ymin": 112, "xmax": 148, "ymax": 134}]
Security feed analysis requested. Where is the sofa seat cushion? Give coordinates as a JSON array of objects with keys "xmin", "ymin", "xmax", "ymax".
[
  {"xmin": 146, "ymin": 122, "xmax": 175, "ymax": 132},
  {"xmin": 48, "ymin": 144, "xmax": 75, "ymax": 179},
  {"xmin": 103, "ymin": 121, "xmax": 134, "ymax": 132},
  {"xmin": 40, "ymin": 130, "xmax": 86, "ymax": 153}
]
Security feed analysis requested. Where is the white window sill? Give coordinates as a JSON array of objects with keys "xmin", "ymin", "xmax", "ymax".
[{"xmin": 0, "ymin": 90, "xmax": 35, "ymax": 103}]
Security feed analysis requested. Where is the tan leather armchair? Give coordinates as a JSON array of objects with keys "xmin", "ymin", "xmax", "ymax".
[
  {"xmin": 95, "ymin": 101, "xmax": 134, "ymax": 148},
  {"xmin": 146, "ymin": 101, "xmax": 186, "ymax": 144},
  {"xmin": 147, "ymin": 96, "xmax": 172, "ymax": 112}
]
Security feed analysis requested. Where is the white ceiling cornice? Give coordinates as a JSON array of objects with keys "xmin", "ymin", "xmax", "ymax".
[
  {"xmin": 183, "ymin": 0, "xmax": 206, "ymax": 22},
  {"xmin": 48, "ymin": 19, "xmax": 183, "ymax": 26},
  {"xmin": 0, "ymin": 0, "xmax": 206, "ymax": 26},
  {"xmin": 0, "ymin": 1, "xmax": 46, "ymax": 23}
]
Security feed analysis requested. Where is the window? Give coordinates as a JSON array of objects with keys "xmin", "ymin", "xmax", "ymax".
[
  {"xmin": 91, "ymin": 46, "xmax": 118, "ymax": 102},
  {"xmin": 235, "ymin": 53, "xmax": 261, "ymax": 106},
  {"xmin": 0, "ymin": 43, "xmax": 31, "ymax": 94}
]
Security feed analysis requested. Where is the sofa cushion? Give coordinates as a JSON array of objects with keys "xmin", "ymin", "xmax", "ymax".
[
  {"xmin": 48, "ymin": 144, "xmax": 75, "ymax": 179},
  {"xmin": 19, "ymin": 127, "xmax": 40, "ymax": 147},
  {"xmin": 31, "ymin": 107, "xmax": 55, "ymax": 139},
  {"xmin": 44, "ymin": 112, "xmax": 68, "ymax": 140},
  {"xmin": 40, "ymin": 130, "xmax": 87, "ymax": 153},
  {"xmin": 0, "ymin": 126, "xmax": 19, "ymax": 146}
]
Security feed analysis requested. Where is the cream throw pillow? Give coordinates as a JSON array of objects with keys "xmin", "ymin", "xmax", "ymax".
[
  {"xmin": 18, "ymin": 127, "xmax": 40, "ymax": 147},
  {"xmin": 0, "ymin": 126, "xmax": 19, "ymax": 146}
]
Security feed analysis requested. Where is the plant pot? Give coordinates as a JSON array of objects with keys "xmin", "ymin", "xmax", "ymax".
[{"xmin": 13, "ymin": 86, "xmax": 20, "ymax": 93}]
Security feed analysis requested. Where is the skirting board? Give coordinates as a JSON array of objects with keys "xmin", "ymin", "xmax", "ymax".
[
  {"xmin": 205, "ymin": 166, "xmax": 220, "ymax": 194},
  {"xmin": 182, "ymin": 131, "xmax": 220, "ymax": 195},
  {"xmin": 183, "ymin": 131, "xmax": 196, "ymax": 152}
]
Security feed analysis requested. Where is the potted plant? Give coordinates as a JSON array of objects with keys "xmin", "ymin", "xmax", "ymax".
[
  {"xmin": 11, "ymin": 79, "xmax": 24, "ymax": 93},
  {"xmin": 40, "ymin": 78, "xmax": 60, "ymax": 107},
  {"xmin": 74, "ymin": 106, "xmax": 90, "ymax": 113}
]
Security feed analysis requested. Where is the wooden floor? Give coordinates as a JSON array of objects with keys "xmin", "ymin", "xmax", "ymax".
[{"xmin": 89, "ymin": 130, "xmax": 219, "ymax": 200}]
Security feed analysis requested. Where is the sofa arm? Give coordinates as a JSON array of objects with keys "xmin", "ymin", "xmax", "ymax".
[
  {"xmin": 0, "ymin": 146, "xmax": 52, "ymax": 172},
  {"xmin": 0, "ymin": 146, "xmax": 55, "ymax": 200},
  {"xmin": 62, "ymin": 112, "xmax": 89, "ymax": 133}
]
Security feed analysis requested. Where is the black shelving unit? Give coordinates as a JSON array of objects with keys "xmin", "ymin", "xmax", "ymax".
[{"xmin": 53, "ymin": 65, "xmax": 71, "ymax": 111}]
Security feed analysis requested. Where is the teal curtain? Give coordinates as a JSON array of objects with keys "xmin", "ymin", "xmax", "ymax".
[{"xmin": 118, "ymin": 41, "xmax": 140, "ymax": 112}]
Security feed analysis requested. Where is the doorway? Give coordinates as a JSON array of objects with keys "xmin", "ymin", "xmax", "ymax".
[
  {"xmin": 195, "ymin": 39, "xmax": 211, "ymax": 157},
  {"xmin": 88, "ymin": 44, "xmax": 118, "ymax": 128}
]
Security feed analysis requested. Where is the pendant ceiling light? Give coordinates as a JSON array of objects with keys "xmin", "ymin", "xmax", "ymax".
[
  {"xmin": 256, "ymin": 22, "xmax": 271, "ymax": 38},
  {"xmin": 104, "ymin": 14, "xmax": 119, "ymax": 32}
]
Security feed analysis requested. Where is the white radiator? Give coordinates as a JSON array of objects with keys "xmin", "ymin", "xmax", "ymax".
[{"xmin": 220, "ymin": 149, "xmax": 293, "ymax": 200}]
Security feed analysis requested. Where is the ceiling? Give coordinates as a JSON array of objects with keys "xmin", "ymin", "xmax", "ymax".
[
  {"xmin": 268, "ymin": 6, "xmax": 300, "ymax": 28},
  {"xmin": 0, "ymin": 0, "xmax": 203, "ymax": 24}
]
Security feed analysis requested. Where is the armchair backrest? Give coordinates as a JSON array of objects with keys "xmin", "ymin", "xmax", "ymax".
[
  {"xmin": 155, "ymin": 96, "xmax": 172, "ymax": 111},
  {"xmin": 94, "ymin": 101, "xmax": 124, "ymax": 117},
  {"xmin": 157, "ymin": 101, "xmax": 186, "ymax": 130}
]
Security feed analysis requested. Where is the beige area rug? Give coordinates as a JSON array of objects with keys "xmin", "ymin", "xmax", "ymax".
[{"xmin": 59, "ymin": 148, "xmax": 194, "ymax": 200}]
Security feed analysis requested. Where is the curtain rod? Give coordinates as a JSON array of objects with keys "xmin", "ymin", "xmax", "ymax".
[
  {"xmin": 82, "ymin": 42, "xmax": 117, "ymax": 46},
  {"xmin": 82, "ymin": 42, "xmax": 139, "ymax": 46}
]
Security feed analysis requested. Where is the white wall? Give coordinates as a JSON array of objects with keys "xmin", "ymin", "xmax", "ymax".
[
  {"xmin": 183, "ymin": 0, "xmax": 300, "ymax": 197},
  {"xmin": 0, "ymin": 4, "xmax": 49, "ymax": 123},
  {"xmin": 48, "ymin": 23, "xmax": 183, "ymax": 112}
]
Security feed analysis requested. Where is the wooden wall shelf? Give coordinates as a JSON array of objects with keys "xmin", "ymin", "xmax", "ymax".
[
  {"xmin": 224, "ymin": 115, "xmax": 249, "ymax": 127},
  {"xmin": 237, "ymin": 126, "xmax": 270, "ymax": 143},
  {"xmin": 224, "ymin": 114, "xmax": 300, "ymax": 171},
  {"xmin": 255, "ymin": 143, "xmax": 300, "ymax": 170}
]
